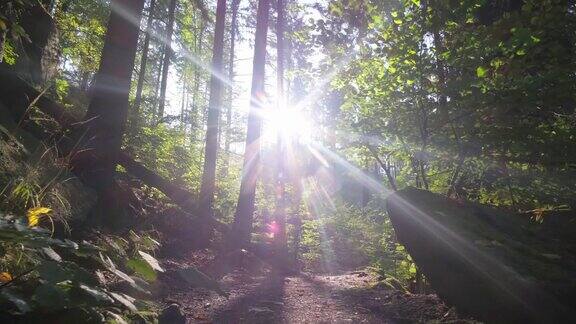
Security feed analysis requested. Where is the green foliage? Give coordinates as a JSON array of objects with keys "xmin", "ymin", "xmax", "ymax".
[
  {"xmin": 298, "ymin": 197, "xmax": 414, "ymax": 283},
  {"xmin": 0, "ymin": 0, "xmax": 32, "ymax": 66},
  {"xmin": 0, "ymin": 212, "xmax": 160, "ymax": 322},
  {"xmin": 2, "ymin": 41, "xmax": 18, "ymax": 65},
  {"xmin": 54, "ymin": 78, "xmax": 69, "ymax": 102},
  {"xmin": 327, "ymin": 0, "xmax": 576, "ymax": 209},
  {"xmin": 56, "ymin": 0, "xmax": 108, "ymax": 87}
]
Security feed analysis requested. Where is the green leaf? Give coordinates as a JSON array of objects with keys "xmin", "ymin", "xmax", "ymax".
[
  {"xmin": 138, "ymin": 251, "xmax": 164, "ymax": 272},
  {"xmin": 1, "ymin": 290, "xmax": 31, "ymax": 313},
  {"xmin": 37, "ymin": 261, "xmax": 68, "ymax": 283},
  {"xmin": 111, "ymin": 267, "xmax": 136, "ymax": 285},
  {"xmin": 106, "ymin": 311, "xmax": 129, "ymax": 324},
  {"xmin": 126, "ymin": 258, "xmax": 157, "ymax": 282},
  {"xmin": 109, "ymin": 292, "xmax": 137, "ymax": 312},
  {"xmin": 41, "ymin": 247, "xmax": 62, "ymax": 262},
  {"xmin": 32, "ymin": 284, "xmax": 69, "ymax": 310},
  {"xmin": 476, "ymin": 66, "xmax": 487, "ymax": 78},
  {"xmin": 37, "ymin": 261, "xmax": 96, "ymax": 285},
  {"xmin": 77, "ymin": 284, "xmax": 114, "ymax": 304}
]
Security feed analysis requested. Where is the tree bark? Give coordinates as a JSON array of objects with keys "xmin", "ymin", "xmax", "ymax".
[
  {"xmin": 431, "ymin": 0, "xmax": 448, "ymax": 123},
  {"xmin": 190, "ymin": 21, "xmax": 205, "ymax": 142},
  {"xmin": 153, "ymin": 44, "xmax": 165, "ymax": 117},
  {"xmin": 0, "ymin": 29, "xmax": 7, "ymax": 64},
  {"xmin": 367, "ymin": 145, "xmax": 398, "ymax": 191},
  {"xmin": 133, "ymin": 0, "xmax": 157, "ymax": 123},
  {"xmin": 197, "ymin": 0, "xmax": 227, "ymax": 241},
  {"xmin": 222, "ymin": 0, "xmax": 240, "ymax": 174},
  {"xmin": 77, "ymin": 0, "xmax": 145, "ymax": 193},
  {"xmin": 180, "ymin": 72, "xmax": 187, "ymax": 126},
  {"xmin": 157, "ymin": 0, "xmax": 177, "ymax": 120},
  {"xmin": 230, "ymin": 0, "xmax": 271, "ymax": 248},
  {"xmin": 273, "ymin": 0, "xmax": 288, "ymax": 262}
]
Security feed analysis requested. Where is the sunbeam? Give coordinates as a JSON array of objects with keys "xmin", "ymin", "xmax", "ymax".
[{"xmin": 104, "ymin": 0, "xmax": 233, "ymax": 88}]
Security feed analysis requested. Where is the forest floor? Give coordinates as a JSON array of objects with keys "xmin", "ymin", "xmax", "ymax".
[{"xmin": 161, "ymin": 255, "xmax": 470, "ymax": 323}]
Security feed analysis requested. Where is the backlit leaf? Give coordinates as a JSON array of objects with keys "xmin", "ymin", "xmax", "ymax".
[
  {"xmin": 476, "ymin": 66, "xmax": 487, "ymax": 78},
  {"xmin": 109, "ymin": 292, "xmax": 137, "ymax": 311},
  {"xmin": 27, "ymin": 207, "xmax": 52, "ymax": 227},
  {"xmin": 126, "ymin": 258, "xmax": 156, "ymax": 282},
  {"xmin": 138, "ymin": 251, "xmax": 164, "ymax": 272},
  {"xmin": 41, "ymin": 247, "xmax": 62, "ymax": 262}
]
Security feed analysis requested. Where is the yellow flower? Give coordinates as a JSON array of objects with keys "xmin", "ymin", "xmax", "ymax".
[
  {"xmin": 27, "ymin": 207, "xmax": 52, "ymax": 227},
  {"xmin": 0, "ymin": 272, "xmax": 12, "ymax": 283}
]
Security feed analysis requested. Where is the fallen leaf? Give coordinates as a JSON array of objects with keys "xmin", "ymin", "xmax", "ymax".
[{"xmin": 0, "ymin": 272, "xmax": 12, "ymax": 283}]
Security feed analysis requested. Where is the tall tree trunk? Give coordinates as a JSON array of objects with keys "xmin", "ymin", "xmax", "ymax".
[
  {"xmin": 190, "ymin": 21, "xmax": 205, "ymax": 142},
  {"xmin": 157, "ymin": 0, "xmax": 177, "ymax": 120},
  {"xmin": 180, "ymin": 72, "xmax": 187, "ymax": 127},
  {"xmin": 222, "ymin": 0, "xmax": 240, "ymax": 174},
  {"xmin": 273, "ymin": 0, "xmax": 288, "ymax": 262},
  {"xmin": 431, "ymin": 0, "xmax": 448, "ymax": 123},
  {"xmin": 0, "ymin": 29, "xmax": 7, "ymax": 63},
  {"xmin": 133, "ymin": 0, "xmax": 157, "ymax": 124},
  {"xmin": 77, "ymin": 0, "xmax": 144, "ymax": 199},
  {"xmin": 197, "ymin": 0, "xmax": 227, "ymax": 243},
  {"xmin": 229, "ymin": 0, "xmax": 271, "ymax": 248},
  {"xmin": 154, "ymin": 44, "xmax": 165, "ymax": 118}
]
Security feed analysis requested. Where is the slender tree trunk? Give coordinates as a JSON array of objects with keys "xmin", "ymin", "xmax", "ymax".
[
  {"xmin": 273, "ymin": 0, "xmax": 288, "ymax": 262},
  {"xmin": 153, "ymin": 44, "xmax": 165, "ymax": 118},
  {"xmin": 0, "ymin": 29, "xmax": 7, "ymax": 63},
  {"xmin": 180, "ymin": 72, "xmax": 187, "ymax": 127},
  {"xmin": 367, "ymin": 145, "xmax": 398, "ymax": 191},
  {"xmin": 190, "ymin": 22, "xmax": 205, "ymax": 142},
  {"xmin": 77, "ymin": 0, "xmax": 144, "ymax": 198},
  {"xmin": 222, "ymin": 0, "xmax": 240, "ymax": 174},
  {"xmin": 230, "ymin": 0, "xmax": 271, "ymax": 248},
  {"xmin": 133, "ymin": 0, "xmax": 157, "ymax": 123},
  {"xmin": 157, "ymin": 0, "xmax": 177, "ymax": 120},
  {"xmin": 197, "ymin": 0, "xmax": 227, "ymax": 243},
  {"xmin": 431, "ymin": 0, "xmax": 448, "ymax": 123}
]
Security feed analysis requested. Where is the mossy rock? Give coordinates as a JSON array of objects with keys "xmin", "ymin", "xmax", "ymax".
[{"xmin": 386, "ymin": 188, "xmax": 576, "ymax": 323}]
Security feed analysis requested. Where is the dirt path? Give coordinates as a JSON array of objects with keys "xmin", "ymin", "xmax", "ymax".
[
  {"xmin": 165, "ymin": 270, "xmax": 464, "ymax": 323},
  {"xmin": 279, "ymin": 273, "xmax": 387, "ymax": 323}
]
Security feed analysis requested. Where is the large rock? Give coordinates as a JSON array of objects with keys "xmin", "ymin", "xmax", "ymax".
[{"xmin": 386, "ymin": 188, "xmax": 576, "ymax": 323}]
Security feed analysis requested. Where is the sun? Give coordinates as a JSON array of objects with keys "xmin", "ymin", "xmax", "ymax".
[{"xmin": 264, "ymin": 106, "xmax": 314, "ymax": 144}]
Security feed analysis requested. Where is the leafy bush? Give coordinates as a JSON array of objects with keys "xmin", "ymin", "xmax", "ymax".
[
  {"xmin": 298, "ymin": 198, "xmax": 415, "ymax": 283},
  {"xmin": 0, "ymin": 211, "xmax": 162, "ymax": 323}
]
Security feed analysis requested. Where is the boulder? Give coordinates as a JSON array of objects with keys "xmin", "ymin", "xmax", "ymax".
[
  {"xmin": 158, "ymin": 304, "xmax": 185, "ymax": 324},
  {"xmin": 386, "ymin": 188, "xmax": 576, "ymax": 323}
]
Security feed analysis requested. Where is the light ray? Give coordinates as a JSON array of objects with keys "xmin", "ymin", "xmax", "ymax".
[
  {"xmin": 303, "ymin": 178, "xmax": 337, "ymax": 272},
  {"xmin": 302, "ymin": 141, "xmax": 552, "ymax": 315},
  {"xmin": 105, "ymin": 0, "xmax": 233, "ymax": 88}
]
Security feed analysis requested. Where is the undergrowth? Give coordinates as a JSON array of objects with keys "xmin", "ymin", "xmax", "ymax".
[{"xmin": 0, "ymin": 209, "xmax": 163, "ymax": 323}]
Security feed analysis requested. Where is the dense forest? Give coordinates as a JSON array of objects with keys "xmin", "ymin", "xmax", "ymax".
[{"xmin": 0, "ymin": 0, "xmax": 574, "ymax": 322}]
